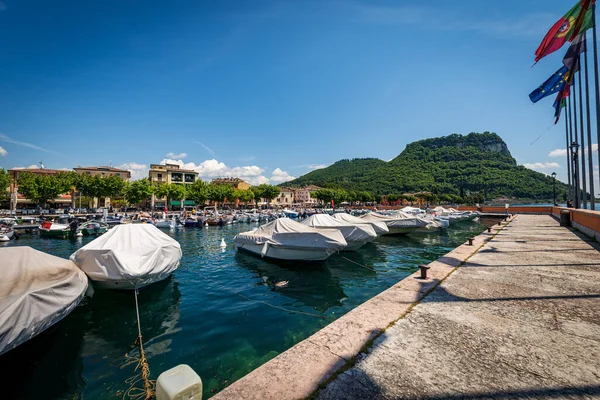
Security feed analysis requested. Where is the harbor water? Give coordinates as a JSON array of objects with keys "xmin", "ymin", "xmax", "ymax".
[{"xmin": 0, "ymin": 219, "xmax": 486, "ymax": 399}]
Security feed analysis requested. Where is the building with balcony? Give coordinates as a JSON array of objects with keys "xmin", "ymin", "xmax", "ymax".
[
  {"xmin": 272, "ymin": 187, "xmax": 296, "ymax": 207},
  {"xmin": 149, "ymin": 164, "xmax": 198, "ymax": 185},
  {"xmin": 149, "ymin": 163, "xmax": 199, "ymax": 209},
  {"xmin": 294, "ymin": 185, "xmax": 321, "ymax": 206}
]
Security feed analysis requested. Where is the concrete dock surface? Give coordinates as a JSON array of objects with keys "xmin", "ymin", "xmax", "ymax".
[{"xmin": 317, "ymin": 215, "xmax": 600, "ymax": 399}]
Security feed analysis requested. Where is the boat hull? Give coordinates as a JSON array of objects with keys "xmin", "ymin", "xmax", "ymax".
[
  {"xmin": 39, "ymin": 228, "xmax": 71, "ymax": 238},
  {"xmin": 90, "ymin": 272, "xmax": 174, "ymax": 290},
  {"xmin": 236, "ymin": 243, "xmax": 336, "ymax": 262},
  {"xmin": 381, "ymin": 226, "xmax": 421, "ymax": 235}
]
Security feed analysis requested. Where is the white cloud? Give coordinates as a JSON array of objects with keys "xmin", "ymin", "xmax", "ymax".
[
  {"xmin": 550, "ymin": 144, "xmax": 597, "ymax": 158},
  {"xmin": 523, "ymin": 162, "xmax": 560, "ymax": 170},
  {"xmin": 307, "ymin": 164, "xmax": 328, "ymax": 171},
  {"xmin": 165, "ymin": 152, "xmax": 187, "ymax": 159},
  {"xmin": 549, "ymin": 148, "xmax": 567, "ymax": 157},
  {"xmin": 0, "ymin": 146, "xmax": 6, "ymax": 157},
  {"xmin": 270, "ymin": 168, "xmax": 296, "ymax": 184},
  {"xmin": 160, "ymin": 158, "xmax": 294, "ymax": 185},
  {"xmin": 118, "ymin": 162, "xmax": 148, "ymax": 180}
]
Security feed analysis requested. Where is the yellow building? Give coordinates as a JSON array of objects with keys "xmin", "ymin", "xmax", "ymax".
[
  {"xmin": 211, "ymin": 177, "xmax": 251, "ymax": 190},
  {"xmin": 149, "ymin": 164, "xmax": 199, "ymax": 209},
  {"xmin": 272, "ymin": 187, "xmax": 295, "ymax": 207},
  {"xmin": 74, "ymin": 166, "xmax": 131, "ymax": 181},
  {"xmin": 149, "ymin": 163, "xmax": 198, "ymax": 185}
]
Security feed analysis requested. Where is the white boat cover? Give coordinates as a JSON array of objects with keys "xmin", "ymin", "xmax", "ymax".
[
  {"xmin": 401, "ymin": 206, "xmax": 423, "ymax": 213},
  {"xmin": 0, "ymin": 246, "xmax": 88, "ymax": 356},
  {"xmin": 70, "ymin": 224, "xmax": 181, "ymax": 287},
  {"xmin": 300, "ymin": 214, "xmax": 376, "ymax": 242},
  {"xmin": 360, "ymin": 212, "xmax": 428, "ymax": 228},
  {"xmin": 332, "ymin": 213, "xmax": 389, "ymax": 235},
  {"xmin": 234, "ymin": 218, "xmax": 347, "ymax": 250}
]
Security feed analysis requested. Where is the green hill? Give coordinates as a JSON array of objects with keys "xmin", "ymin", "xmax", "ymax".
[{"xmin": 286, "ymin": 132, "xmax": 568, "ymax": 201}]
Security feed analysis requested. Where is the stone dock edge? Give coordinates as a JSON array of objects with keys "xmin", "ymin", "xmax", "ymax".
[{"xmin": 211, "ymin": 215, "xmax": 517, "ymax": 400}]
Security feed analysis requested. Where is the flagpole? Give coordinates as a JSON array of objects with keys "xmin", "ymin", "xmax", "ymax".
[
  {"xmin": 578, "ymin": 62, "xmax": 588, "ymax": 209},
  {"xmin": 585, "ymin": 41, "xmax": 596, "ymax": 210},
  {"xmin": 568, "ymin": 91, "xmax": 574, "ymax": 202},
  {"xmin": 566, "ymin": 103, "xmax": 572, "ymax": 203},
  {"xmin": 572, "ymin": 74, "xmax": 581, "ymax": 208},
  {"xmin": 593, "ymin": 3, "xmax": 600, "ymax": 207}
]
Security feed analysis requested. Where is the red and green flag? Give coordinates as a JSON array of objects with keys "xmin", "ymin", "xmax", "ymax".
[{"xmin": 534, "ymin": 0, "xmax": 594, "ymax": 63}]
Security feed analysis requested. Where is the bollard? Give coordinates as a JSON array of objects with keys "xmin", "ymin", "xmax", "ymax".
[
  {"xmin": 468, "ymin": 237, "xmax": 474, "ymax": 246},
  {"xmin": 497, "ymin": 221, "xmax": 501, "ymax": 226},
  {"xmin": 418, "ymin": 264, "xmax": 430, "ymax": 279},
  {"xmin": 487, "ymin": 227, "xmax": 491, "ymax": 233}
]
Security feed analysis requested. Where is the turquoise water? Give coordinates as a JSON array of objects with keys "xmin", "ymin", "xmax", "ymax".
[{"xmin": 0, "ymin": 220, "xmax": 486, "ymax": 399}]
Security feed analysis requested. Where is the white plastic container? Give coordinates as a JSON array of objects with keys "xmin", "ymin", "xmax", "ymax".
[{"xmin": 156, "ymin": 364, "xmax": 203, "ymax": 400}]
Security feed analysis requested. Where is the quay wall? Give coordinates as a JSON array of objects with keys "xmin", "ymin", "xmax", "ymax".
[{"xmin": 551, "ymin": 206, "xmax": 600, "ymax": 242}]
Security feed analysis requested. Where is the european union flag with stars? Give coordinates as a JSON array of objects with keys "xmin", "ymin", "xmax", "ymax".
[{"xmin": 529, "ymin": 66, "xmax": 570, "ymax": 103}]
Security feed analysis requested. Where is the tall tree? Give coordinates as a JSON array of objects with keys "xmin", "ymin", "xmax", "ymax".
[
  {"xmin": 17, "ymin": 172, "xmax": 70, "ymax": 208},
  {"xmin": 254, "ymin": 184, "xmax": 280, "ymax": 206},
  {"xmin": 0, "ymin": 169, "xmax": 11, "ymax": 200},
  {"xmin": 186, "ymin": 180, "xmax": 208, "ymax": 207},
  {"xmin": 124, "ymin": 179, "xmax": 154, "ymax": 206}
]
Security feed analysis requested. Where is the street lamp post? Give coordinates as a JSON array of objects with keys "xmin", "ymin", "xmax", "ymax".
[
  {"xmin": 551, "ymin": 172, "xmax": 557, "ymax": 206},
  {"xmin": 571, "ymin": 142, "xmax": 581, "ymax": 209}
]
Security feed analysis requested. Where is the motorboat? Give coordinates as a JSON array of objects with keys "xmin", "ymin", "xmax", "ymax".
[
  {"xmin": 300, "ymin": 214, "xmax": 377, "ymax": 251},
  {"xmin": 38, "ymin": 215, "xmax": 72, "ymax": 238},
  {"xmin": 332, "ymin": 213, "xmax": 389, "ymax": 236},
  {"xmin": 0, "ymin": 246, "xmax": 88, "ymax": 356},
  {"xmin": 233, "ymin": 218, "xmax": 347, "ymax": 262},
  {"xmin": 78, "ymin": 220, "xmax": 109, "ymax": 236},
  {"xmin": 70, "ymin": 224, "xmax": 182, "ymax": 290},
  {"xmin": 0, "ymin": 224, "xmax": 15, "ymax": 241},
  {"xmin": 360, "ymin": 212, "xmax": 428, "ymax": 235},
  {"xmin": 283, "ymin": 209, "xmax": 299, "ymax": 218}
]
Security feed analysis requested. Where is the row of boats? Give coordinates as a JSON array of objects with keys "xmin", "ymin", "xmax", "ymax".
[
  {"xmin": 1, "ymin": 223, "xmax": 182, "ymax": 356},
  {"xmin": 233, "ymin": 207, "xmax": 480, "ymax": 262}
]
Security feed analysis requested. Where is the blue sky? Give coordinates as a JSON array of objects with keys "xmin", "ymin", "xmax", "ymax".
[{"xmin": 0, "ymin": 0, "xmax": 598, "ymax": 192}]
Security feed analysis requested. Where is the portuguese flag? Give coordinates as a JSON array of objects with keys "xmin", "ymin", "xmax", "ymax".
[{"xmin": 535, "ymin": 0, "xmax": 594, "ymax": 63}]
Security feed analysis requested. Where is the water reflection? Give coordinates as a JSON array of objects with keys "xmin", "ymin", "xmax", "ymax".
[{"xmin": 235, "ymin": 252, "xmax": 347, "ymax": 313}]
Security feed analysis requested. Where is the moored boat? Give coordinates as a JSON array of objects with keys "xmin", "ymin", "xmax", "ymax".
[
  {"xmin": 301, "ymin": 214, "xmax": 377, "ymax": 251},
  {"xmin": 70, "ymin": 224, "xmax": 182, "ymax": 290},
  {"xmin": 0, "ymin": 224, "xmax": 15, "ymax": 241},
  {"xmin": 78, "ymin": 220, "xmax": 109, "ymax": 236},
  {"xmin": 233, "ymin": 218, "xmax": 347, "ymax": 262},
  {"xmin": 38, "ymin": 220, "xmax": 71, "ymax": 238},
  {"xmin": 0, "ymin": 246, "xmax": 88, "ymax": 356},
  {"xmin": 360, "ymin": 212, "xmax": 428, "ymax": 235},
  {"xmin": 332, "ymin": 213, "xmax": 389, "ymax": 236}
]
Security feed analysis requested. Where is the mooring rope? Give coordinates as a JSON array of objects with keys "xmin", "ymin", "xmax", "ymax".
[
  {"xmin": 339, "ymin": 255, "xmax": 375, "ymax": 272},
  {"xmin": 122, "ymin": 289, "xmax": 156, "ymax": 400}
]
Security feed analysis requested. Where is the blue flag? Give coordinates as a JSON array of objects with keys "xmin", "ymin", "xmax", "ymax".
[{"xmin": 529, "ymin": 66, "xmax": 570, "ymax": 103}]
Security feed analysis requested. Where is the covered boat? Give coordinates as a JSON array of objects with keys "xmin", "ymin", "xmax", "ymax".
[
  {"xmin": 332, "ymin": 213, "xmax": 389, "ymax": 236},
  {"xmin": 233, "ymin": 218, "xmax": 347, "ymax": 261},
  {"xmin": 300, "ymin": 214, "xmax": 377, "ymax": 251},
  {"xmin": 360, "ymin": 212, "xmax": 427, "ymax": 235},
  {"xmin": 0, "ymin": 246, "xmax": 88, "ymax": 356},
  {"xmin": 70, "ymin": 224, "xmax": 181, "ymax": 290},
  {"xmin": 38, "ymin": 217, "xmax": 71, "ymax": 238}
]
